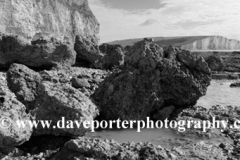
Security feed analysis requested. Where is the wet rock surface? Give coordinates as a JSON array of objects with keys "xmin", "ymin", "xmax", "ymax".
[
  {"xmin": 173, "ymin": 105, "xmax": 240, "ymax": 160},
  {"xmin": 93, "ymin": 39, "xmax": 211, "ymax": 120}
]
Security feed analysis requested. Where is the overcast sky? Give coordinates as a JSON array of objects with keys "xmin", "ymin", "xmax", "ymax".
[{"xmin": 88, "ymin": 0, "xmax": 240, "ymax": 43}]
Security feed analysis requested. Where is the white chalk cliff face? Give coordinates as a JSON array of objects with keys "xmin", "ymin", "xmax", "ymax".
[
  {"xmin": 0, "ymin": 0, "xmax": 99, "ymax": 44},
  {"xmin": 181, "ymin": 36, "xmax": 240, "ymax": 50},
  {"xmin": 109, "ymin": 36, "xmax": 240, "ymax": 51}
]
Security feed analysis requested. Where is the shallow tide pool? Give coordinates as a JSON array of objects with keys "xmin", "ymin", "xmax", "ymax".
[
  {"xmin": 196, "ymin": 80, "xmax": 240, "ymax": 108},
  {"xmin": 87, "ymin": 80, "xmax": 239, "ymax": 147}
]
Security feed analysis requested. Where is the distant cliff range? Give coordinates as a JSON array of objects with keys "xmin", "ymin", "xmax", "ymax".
[{"xmin": 109, "ymin": 36, "xmax": 240, "ymax": 50}]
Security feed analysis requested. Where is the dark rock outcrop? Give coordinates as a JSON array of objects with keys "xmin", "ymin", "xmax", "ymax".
[
  {"xmin": 0, "ymin": 34, "xmax": 76, "ymax": 68},
  {"xmin": 206, "ymin": 55, "xmax": 224, "ymax": 71},
  {"xmin": 99, "ymin": 43, "xmax": 125, "ymax": 69},
  {"xmin": 93, "ymin": 39, "xmax": 211, "ymax": 120}
]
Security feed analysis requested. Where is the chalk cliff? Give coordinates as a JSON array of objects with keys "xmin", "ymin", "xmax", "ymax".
[
  {"xmin": 109, "ymin": 36, "xmax": 240, "ymax": 50},
  {"xmin": 181, "ymin": 36, "xmax": 240, "ymax": 50},
  {"xmin": 0, "ymin": 0, "xmax": 99, "ymax": 44}
]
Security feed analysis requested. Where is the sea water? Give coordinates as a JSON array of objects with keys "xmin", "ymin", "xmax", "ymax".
[{"xmin": 87, "ymin": 80, "xmax": 239, "ymax": 147}]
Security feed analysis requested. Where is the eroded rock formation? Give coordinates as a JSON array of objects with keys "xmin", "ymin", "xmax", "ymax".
[
  {"xmin": 0, "ymin": 72, "xmax": 32, "ymax": 152},
  {"xmin": 99, "ymin": 43, "xmax": 125, "ymax": 69},
  {"xmin": 6, "ymin": 63, "xmax": 106, "ymax": 137},
  {"xmin": 93, "ymin": 39, "xmax": 211, "ymax": 120},
  {"xmin": 0, "ymin": 34, "xmax": 76, "ymax": 68}
]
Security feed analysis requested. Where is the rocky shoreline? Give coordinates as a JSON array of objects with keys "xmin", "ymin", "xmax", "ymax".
[{"xmin": 0, "ymin": 0, "xmax": 240, "ymax": 160}]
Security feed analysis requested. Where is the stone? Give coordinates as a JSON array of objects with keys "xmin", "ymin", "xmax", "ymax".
[
  {"xmin": 74, "ymin": 35, "xmax": 103, "ymax": 67},
  {"xmin": 71, "ymin": 77, "xmax": 90, "ymax": 89},
  {"xmin": 230, "ymin": 81, "xmax": 240, "ymax": 87},
  {"xmin": 32, "ymin": 82, "xmax": 99, "ymax": 136},
  {"xmin": 93, "ymin": 38, "xmax": 211, "ymax": 120},
  {"xmin": 206, "ymin": 55, "xmax": 224, "ymax": 71},
  {"xmin": 0, "ymin": 34, "xmax": 76, "ymax": 68},
  {"xmin": 7, "ymin": 63, "xmax": 42, "ymax": 111},
  {"xmin": 0, "ymin": 72, "xmax": 32, "ymax": 151},
  {"xmin": 99, "ymin": 43, "xmax": 125, "ymax": 69}
]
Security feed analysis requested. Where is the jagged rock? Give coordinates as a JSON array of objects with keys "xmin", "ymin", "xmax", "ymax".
[
  {"xmin": 7, "ymin": 64, "xmax": 42, "ymax": 111},
  {"xmin": 52, "ymin": 137, "xmax": 228, "ymax": 160},
  {"xmin": 7, "ymin": 64, "xmax": 103, "ymax": 137},
  {"xmin": 32, "ymin": 82, "xmax": 99, "ymax": 136},
  {"xmin": 51, "ymin": 137, "xmax": 172, "ymax": 160},
  {"xmin": 230, "ymin": 81, "xmax": 240, "ymax": 87},
  {"xmin": 0, "ymin": 72, "xmax": 32, "ymax": 151},
  {"xmin": 0, "ymin": 0, "xmax": 99, "ymax": 47},
  {"xmin": 99, "ymin": 43, "xmax": 125, "ymax": 69},
  {"xmin": 163, "ymin": 46, "xmax": 179, "ymax": 60},
  {"xmin": 0, "ymin": 34, "xmax": 76, "ymax": 68},
  {"xmin": 206, "ymin": 55, "xmax": 224, "ymax": 71},
  {"xmin": 74, "ymin": 36, "xmax": 103, "ymax": 67},
  {"xmin": 93, "ymin": 38, "xmax": 211, "ymax": 120}
]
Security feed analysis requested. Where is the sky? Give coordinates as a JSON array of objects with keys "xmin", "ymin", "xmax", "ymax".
[{"xmin": 88, "ymin": 0, "xmax": 240, "ymax": 43}]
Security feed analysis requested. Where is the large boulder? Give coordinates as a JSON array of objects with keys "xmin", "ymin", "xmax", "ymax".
[
  {"xmin": 0, "ymin": 34, "xmax": 76, "ymax": 68},
  {"xmin": 32, "ymin": 82, "xmax": 99, "ymax": 136},
  {"xmin": 99, "ymin": 43, "xmax": 125, "ymax": 69},
  {"xmin": 206, "ymin": 55, "xmax": 224, "ymax": 71},
  {"xmin": 7, "ymin": 63, "xmax": 42, "ymax": 111},
  {"xmin": 7, "ymin": 64, "xmax": 101, "ymax": 137},
  {"xmin": 93, "ymin": 38, "xmax": 211, "ymax": 120},
  {"xmin": 0, "ymin": 72, "xmax": 32, "ymax": 151},
  {"xmin": 74, "ymin": 35, "xmax": 103, "ymax": 67}
]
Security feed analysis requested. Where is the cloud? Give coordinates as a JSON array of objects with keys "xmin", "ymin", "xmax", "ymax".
[
  {"xmin": 171, "ymin": 20, "xmax": 223, "ymax": 29},
  {"xmin": 88, "ymin": 0, "xmax": 240, "ymax": 43},
  {"xmin": 140, "ymin": 19, "xmax": 158, "ymax": 26}
]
